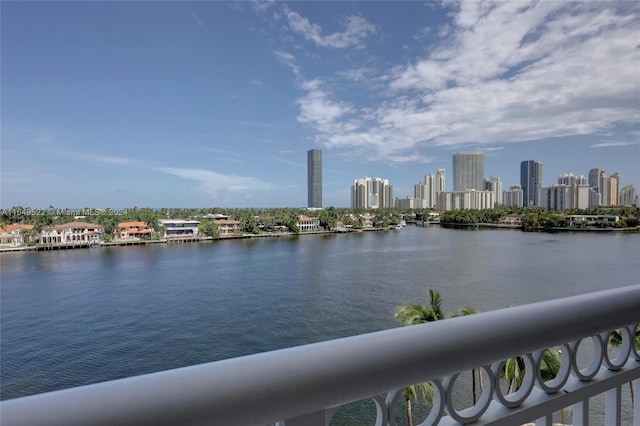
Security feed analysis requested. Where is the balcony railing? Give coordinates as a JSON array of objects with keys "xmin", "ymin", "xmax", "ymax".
[{"xmin": 2, "ymin": 284, "xmax": 639, "ymax": 425}]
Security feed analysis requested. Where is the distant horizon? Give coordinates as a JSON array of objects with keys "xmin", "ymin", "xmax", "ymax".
[{"xmin": 3, "ymin": 1, "xmax": 638, "ymax": 208}]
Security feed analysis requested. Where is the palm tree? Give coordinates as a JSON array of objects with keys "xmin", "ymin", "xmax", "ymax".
[
  {"xmin": 402, "ymin": 383, "xmax": 433, "ymax": 426},
  {"xmin": 394, "ymin": 289, "xmax": 446, "ymax": 325},
  {"xmin": 609, "ymin": 328, "xmax": 640, "ymax": 405},
  {"xmin": 395, "ymin": 289, "xmax": 476, "ymax": 424},
  {"xmin": 503, "ymin": 349, "xmax": 561, "ymax": 393}
]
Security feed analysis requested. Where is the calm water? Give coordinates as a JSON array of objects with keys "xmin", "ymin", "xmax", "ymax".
[{"xmin": 1, "ymin": 226, "xmax": 639, "ymax": 422}]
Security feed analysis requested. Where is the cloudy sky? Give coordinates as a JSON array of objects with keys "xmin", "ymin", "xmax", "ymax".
[{"xmin": 2, "ymin": 1, "xmax": 638, "ymax": 208}]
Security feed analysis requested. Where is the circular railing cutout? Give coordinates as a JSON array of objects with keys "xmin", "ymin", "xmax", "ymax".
[
  {"xmin": 535, "ymin": 344, "xmax": 571, "ymax": 393},
  {"xmin": 571, "ymin": 335, "xmax": 604, "ymax": 381},
  {"xmin": 493, "ymin": 353, "xmax": 536, "ymax": 408},
  {"xmin": 443, "ymin": 366, "xmax": 494, "ymax": 424}
]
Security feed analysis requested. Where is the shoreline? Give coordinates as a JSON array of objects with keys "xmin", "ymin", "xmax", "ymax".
[
  {"xmin": 0, "ymin": 228, "xmax": 372, "ymax": 253},
  {"xmin": 1, "ymin": 224, "xmax": 638, "ymax": 254}
]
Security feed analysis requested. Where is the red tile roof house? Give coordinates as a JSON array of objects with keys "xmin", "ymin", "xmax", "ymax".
[
  {"xmin": 0, "ymin": 224, "xmax": 35, "ymax": 246},
  {"xmin": 114, "ymin": 221, "xmax": 154, "ymax": 240},
  {"xmin": 39, "ymin": 222, "xmax": 105, "ymax": 245},
  {"xmin": 297, "ymin": 215, "xmax": 320, "ymax": 232}
]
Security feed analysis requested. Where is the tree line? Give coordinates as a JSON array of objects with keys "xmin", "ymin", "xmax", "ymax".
[{"xmin": 3, "ymin": 205, "xmax": 638, "ymax": 237}]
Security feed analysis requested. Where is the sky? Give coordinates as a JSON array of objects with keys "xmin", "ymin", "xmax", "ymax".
[{"xmin": 2, "ymin": 1, "xmax": 639, "ymax": 209}]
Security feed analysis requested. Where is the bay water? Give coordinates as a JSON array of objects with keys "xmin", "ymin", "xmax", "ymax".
[{"xmin": 1, "ymin": 226, "xmax": 639, "ymax": 423}]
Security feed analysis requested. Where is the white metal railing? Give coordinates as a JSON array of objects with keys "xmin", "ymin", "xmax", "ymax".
[{"xmin": 1, "ymin": 284, "xmax": 639, "ymax": 426}]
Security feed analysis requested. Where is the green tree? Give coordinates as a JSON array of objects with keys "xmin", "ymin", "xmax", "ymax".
[
  {"xmin": 609, "ymin": 328, "xmax": 640, "ymax": 404},
  {"xmin": 198, "ymin": 220, "xmax": 220, "ymax": 237},
  {"xmin": 395, "ymin": 290, "xmax": 476, "ymax": 424},
  {"xmin": 503, "ymin": 350, "xmax": 561, "ymax": 393}
]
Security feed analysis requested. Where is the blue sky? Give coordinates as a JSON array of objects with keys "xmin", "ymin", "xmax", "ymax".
[{"xmin": 2, "ymin": 1, "xmax": 639, "ymax": 208}]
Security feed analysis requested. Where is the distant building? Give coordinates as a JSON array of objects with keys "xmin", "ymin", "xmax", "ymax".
[
  {"xmin": 114, "ymin": 221, "xmax": 154, "ymax": 240},
  {"xmin": 351, "ymin": 177, "xmax": 393, "ymax": 208},
  {"xmin": 159, "ymin": 219, "xmax": 200, "ymax": 238},
  {"xmin": 503, "ymin": 184, "xmax": 524, "ymax": 208},
  {"xmin": 436, "ymin": 189, "xmax": 494, "ymax": 211},
  {"xmin": 557, "ymin": 173, "xmax": 586, "ymax": 186},
  {"xmin": 216, "ymin": 219, "xmax": 243, "ymax": 236},
  {"xmin": 40, "ymin": 222, "xmax": 105, "ymax": 244},
  {"xmin": 520, "ymin": 160, "xmax": 543, "ymax": 207},
  {"xmin": 307, "ymin": 149, "xmax": 322, "ymax": 208},
  {"xmin": 620, "ymin": 184, "xmax": 636, "ymax": 206},
  {"xmin": 498, "ymin": 214, "xmax": 523, "ymax": 226},
  {"xmin": 540, "ymin": 183, "xmax": 591, "ymax": 211},
  {"xmin": 483, "ymin": 177, "xmax": 502, "ymax": 207},
  {"xmin": 0, "ymin": 224, "xmax": 35, "ymax": 246},
  {"xmin": 587, "ymin": 168, "xmax": 620, "ymax": 206},
  {"xmin": 608, "ymin": 173, "xmax": 620, "ymax": 206},
  {"xmin": 351, "ymin": 177, "xmax": 371, "ymax": 208},
  {"xmin": 395, "ymin": 196, "xmax": 424, "ymax": 209},
  {"xmin": 297, "ymin": 215, "xmax": 320, "ymax": 232},
  {"xmin": 415, "ymin": 169, "xmax": 445, "ymax": 208},
  {"xmin": 453, "ymin": 152, "xmax": 484, "ymax": 191}
]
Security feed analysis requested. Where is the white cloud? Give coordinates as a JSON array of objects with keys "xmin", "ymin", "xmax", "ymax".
[
  {"xmin": 273, "ymin": 49, "xmax": 301, "ymax": 77},
  {"xmin": 158, "ymin": 167, "xmax": 274, "ymax": 197},
  {"xmin": 296, "ymin": 79, "xmax": 353, "ymax": 133},
  {"xmin": 229, "ymin": 120, "xmax": 273, "ymax": 128},
  {"xmin": 590, "ymin": 141, "xmax": 640, "ymax": 148},
  {"xmin": 69, "ymin": 153, "xmax": 139, "ymax": 166},
  {"xmin": 290, "ymin": 1, "xmax": 640, "ymax": 163},
  {"xmin": 191, "ymin": 11, "xmax": 209, "ymax": 34},
  {"xmin": 284, "ymin": 7, "xmax": 375, "ymax": 49},
  {"xmin": 252, "ymin": 0, "xmax": 276, "ymax": 13}
]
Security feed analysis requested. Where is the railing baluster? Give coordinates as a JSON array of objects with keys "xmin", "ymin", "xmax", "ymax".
[
  {"xmin": 605, "ymin": 385, "xmax": 621, "ymax": 426},
  {"xmin": 633, "ymin": 379, "xmax": 640, "ymax": 426},
  {"xmin": 535, "ymin": 415, "xmax": 552, "ymax": 426},
  {"xmin": 573, "ymin": 399, "xmax": 590, "ymax": 426}
]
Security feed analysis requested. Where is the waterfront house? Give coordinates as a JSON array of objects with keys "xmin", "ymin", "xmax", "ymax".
[
  {"xmin": 39, "ymin": 222, "xmax": 105, "ymax": 244},
  {"xmin": 0, "ymin": 224, "xmax": 35, "ymax": 246},
  {"xmin": 565, "ymin": 214, "xmax": 619, "ymax": 227},
  {"xmin": 216, "ymin": 219, "xmax": 243, "ymax": 236},
  {"xmin": 297, "ymin": 215, "xmax": 320, "ymax": 232},
  {"xmin": 498, "ymin": 214, "xmax": 523, "ymax": 226},
  {"xmin": 114, "ymin": 221, "xmax": 154, "ymax": 240},
  {"xmin": 159, "ymin": 219, "xmax": 200, "ymax": 239}
]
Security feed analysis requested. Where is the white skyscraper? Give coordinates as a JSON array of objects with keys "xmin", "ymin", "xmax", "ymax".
[
  {"xmin": 414, "ymin": 169, "xmax": 445, "ymax": 208},
  {"xmin": 483, "ymin": 177, "xmax": 502, "ymax": 207},
  {"xmin": 503, "ymin": 184, "xmax": 524, "ymax": 208},
  {"xmin": 351, "ymin": 177, "xmax": 393, "ymax": 208},
  {"xmin": 453, "ymin": 152, "xmax": 484, "ymax": 191}
]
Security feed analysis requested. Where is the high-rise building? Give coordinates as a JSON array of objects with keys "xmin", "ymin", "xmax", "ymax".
[
  {"xmin": 453, "ymin": 152, "xmax": 484, "ymax": 191},
  {"xmin": 503, "ymin": 184, "xmax": 524, "ymax": 208},
  {"xmin": 588, "ymin": 168, "xmax": 601, "ymax": 189},
  {"xmin": 351, "ymin": 177, "xmax": 393, "ymax": 208},
  {"xmin": 435, "ymin": 189, "xmax": 494, "ymax": 211},
  {"xmin": 620, "ymin": 184, "xmax": 636, "ymax": 206},
  {"xmin": 608, "ymin": 173, "xmax": 620, "ymax": 206},
  {"xmin": 351, "ymin": 177, "xmax": 371, "ymax": 208},
  {"xmin": 307, "ymin": 149, "xmax": 322, "ymax": 208},
  {"xmin": 483, "ymin": 177, "xmax": 502, "ymax": 207},
  {"xmin": 520, "ymin": 160, "xmax": 543, "ymax": 207},
  {"xmin": 540, "ymin": 183, "xmax": 591, "ymax": 211},
  {"xmin": 558, "ymin": 173, "xmax": 586, "ymax": 186},
  {"xmin": 415, "ymin": 169, "xmax": 446, "ymax": 208}
]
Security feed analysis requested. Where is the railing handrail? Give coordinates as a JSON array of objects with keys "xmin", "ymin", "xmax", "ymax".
[{"xmin": 2, "ymin": 284, "xmax": 640, "ymax": 426}]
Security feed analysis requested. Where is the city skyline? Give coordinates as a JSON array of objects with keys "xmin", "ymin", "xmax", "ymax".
[{"xmin": 2, "ymin": 2, "xmax": 639, "ymax": 208}]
